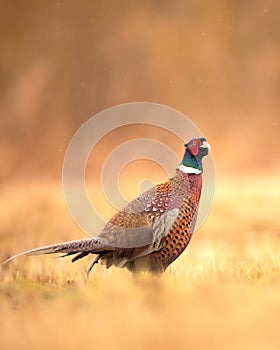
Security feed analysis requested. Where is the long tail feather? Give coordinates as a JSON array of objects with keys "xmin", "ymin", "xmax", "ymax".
[
  {"xmin": 71, "ymin": 251, "xmax": 90, "ymax": 262},
  {"xmin": 2, "ymin": 237, "xmax": 113, "ymax": 265},
  {"xmin": 87, "ymin": 254, "xmax": 101, "ymax": 273}
]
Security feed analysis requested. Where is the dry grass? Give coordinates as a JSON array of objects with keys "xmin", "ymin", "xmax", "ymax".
[{"xmin": 1, "ymin": 176, "xmax": 280, "ymax": 350}]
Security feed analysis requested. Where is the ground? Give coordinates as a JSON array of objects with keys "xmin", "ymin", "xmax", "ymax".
[{"xmin": 1, "ymin": 176, "xmax": 280, "ymax": 350}]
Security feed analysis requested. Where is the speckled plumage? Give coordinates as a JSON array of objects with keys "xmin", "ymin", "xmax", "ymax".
[
  {"xmin": 103, "ymin": 170, "xmax": 203, "ymax": 273},
  {"xmin": 3, "ymin": 138, "xmax": 210, "ymax": 274}
]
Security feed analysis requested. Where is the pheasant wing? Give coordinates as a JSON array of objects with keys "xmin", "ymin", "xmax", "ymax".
[{"xmin": 98, "ymin": 180, "xmax": 185, "ymax": 251}]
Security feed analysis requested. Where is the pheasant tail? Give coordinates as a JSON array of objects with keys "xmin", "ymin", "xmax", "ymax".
[{"xmin": 3, "ymin": 237, "xmax": 112, "ymax": 266}]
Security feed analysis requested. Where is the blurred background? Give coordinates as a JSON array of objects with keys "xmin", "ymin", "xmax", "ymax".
[{"xmin": 1, "ymin": 0, "xmax": 279, "ymax": 183}]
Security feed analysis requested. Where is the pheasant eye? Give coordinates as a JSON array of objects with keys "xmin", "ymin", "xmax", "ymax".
[{"xmin": 192, "ymin": 141, "xmax": 197, "ymax": 146}]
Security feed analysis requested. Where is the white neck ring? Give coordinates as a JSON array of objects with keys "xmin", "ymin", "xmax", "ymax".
[{"xmin": 177, "ymin": 164, "xmax": 202, "ymax": 174}]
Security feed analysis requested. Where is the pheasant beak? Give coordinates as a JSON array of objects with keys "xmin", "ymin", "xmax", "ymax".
[{"xmin": 200, "ymin": 141, "xmax": 211, "ymax": 150}]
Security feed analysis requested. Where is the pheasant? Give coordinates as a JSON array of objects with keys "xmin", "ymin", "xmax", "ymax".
[{"xmin": 3, "ymin": 138, "xmax": 210, "ymax": 274}]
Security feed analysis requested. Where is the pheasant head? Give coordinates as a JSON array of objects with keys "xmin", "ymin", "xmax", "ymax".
[{"xmin": 178, "ymin": 137, "xmax": 211, "ymax": 174}]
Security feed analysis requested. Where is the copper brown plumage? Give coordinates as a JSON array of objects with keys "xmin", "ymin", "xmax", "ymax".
[{"xmin": 3, "ymin": 138, "xmax": 210, "ymax": 274}]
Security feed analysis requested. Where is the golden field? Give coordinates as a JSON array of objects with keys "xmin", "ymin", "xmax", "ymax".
[{"xmin": 1, "ymin": 176, "xmax": 280, "ymax": 350}]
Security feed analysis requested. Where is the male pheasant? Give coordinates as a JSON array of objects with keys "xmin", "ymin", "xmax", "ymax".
[{"xmin": 3, "ymin": 138, "xmax": 210, "ymax": 274}]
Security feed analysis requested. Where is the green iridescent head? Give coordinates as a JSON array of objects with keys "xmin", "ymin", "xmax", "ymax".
[{"xmin": 181, "ymin": 138, "xmax": 211, "ymax": 172}]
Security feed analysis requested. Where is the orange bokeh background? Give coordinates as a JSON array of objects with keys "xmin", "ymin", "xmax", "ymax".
[{"xmin": 1, "ymin": 0, "xmax": 279, "ymax": 183}]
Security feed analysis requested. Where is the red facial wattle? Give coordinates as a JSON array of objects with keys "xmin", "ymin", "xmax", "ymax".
[
  {"xmin": 189, "ymin": 144, "xmax": 198, "ymax": 156},
  {"xmin": 189, "ymin": 140, "xmax": 202, "ymax": 156}
]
